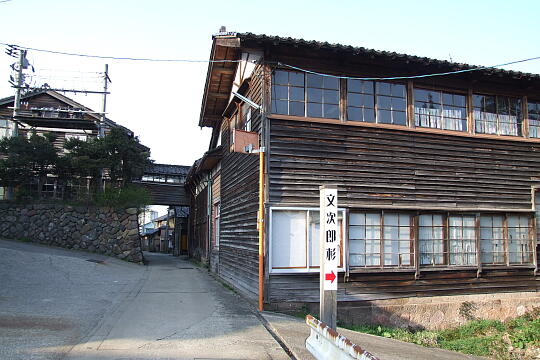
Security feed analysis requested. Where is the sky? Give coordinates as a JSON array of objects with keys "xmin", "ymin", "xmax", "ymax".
[{"xmin": 1, "ymin": 0, "xmax": 540, "ymax": 170}]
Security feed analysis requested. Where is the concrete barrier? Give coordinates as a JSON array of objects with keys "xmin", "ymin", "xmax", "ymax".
[{"xmin": 306, "ymin": 315, "xmax": 379, "ymax": 360}]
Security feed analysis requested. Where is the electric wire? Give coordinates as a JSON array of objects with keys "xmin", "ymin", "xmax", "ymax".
[
  {"xmin": 3, "ymin": 41, "xmax": 539, "ymax": 79},
  {"xmin": 278, "ymin": 56, "xmax": 540, "ymax": 81},
  {"xmin": 1, "ymin": 41, "xmax": 242, "ymax": 63}
]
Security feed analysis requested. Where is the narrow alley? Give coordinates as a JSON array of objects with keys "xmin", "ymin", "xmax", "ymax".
[{"xmin": 0, "ymin": 239, "xmax": 289, "ymax": 360}]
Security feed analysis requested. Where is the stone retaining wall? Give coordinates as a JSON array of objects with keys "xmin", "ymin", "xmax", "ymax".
[
  {"xmin": 272, "ymin": 291, "xmax": 540, "ymax": 330},
  {"xmin": 0, "ymin": 203, "xmax": 143, "ymax": 263}
]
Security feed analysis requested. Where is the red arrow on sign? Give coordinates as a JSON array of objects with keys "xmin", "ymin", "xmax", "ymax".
[{"xmin": 325, "ymin": 271, "xmax": 336, "ymax": 284}]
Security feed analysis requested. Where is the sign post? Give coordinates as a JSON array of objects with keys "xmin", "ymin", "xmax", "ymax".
[{"xmin": 320, "ymin": 185, "xmax": 338, "ymax": 329}]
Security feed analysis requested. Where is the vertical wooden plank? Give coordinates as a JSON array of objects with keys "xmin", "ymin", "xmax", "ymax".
[
  {"xmin": 504, "ymin": 214, "xmax": 510, "ymax": 266},
  {"xmin": 380, "ymin": 211, "xmax": 385, "ymax": 268},
  {"xmin": 414, "ymin": 212, "xmax": 420, "ymax": 279},
  {"xmin": 467, "ymin": 89, "xmax": 474, "ymax": 134},
  {"xmin": 340, "ymin": 78, "xmax": 347, "ymax": 123},
  {"xmin": 523, "ymin": 96, "xmax": 529, "ymax": 138},
  {"xmin": 475, "ymin": 213, "xmax": 482, "ymax": 277},
  {"xmin": 445, "ymin": 213, "xmax": 450, "ymax": 266},
  {"xmin": 407, "ymin": 81, "xmax": 414, "ymax": 128}
]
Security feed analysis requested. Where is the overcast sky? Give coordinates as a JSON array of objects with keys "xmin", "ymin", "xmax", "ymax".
[{"xmin": 1, "ymin": 0, "xmax": 539, "ymax": 168}]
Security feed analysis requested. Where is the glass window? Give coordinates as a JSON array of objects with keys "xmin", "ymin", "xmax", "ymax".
[
  {"xmin": 271, "ymin": 70, "xmax": 340, "ymax": 119},
  {"xmin": 414, "ymin": 88, "xmax": 467, "ymax": 131},
  {"xmin": 507, "ymin": 215, "xmax": 533, "ymax": 264},
  {"xmin": 241, "ymin": 103, "xmax": 252, "ymax": 132},
  {"xmin": 349, "ymin": 212, "xmax": 412, "ymax": 268},
  {"xmin": 270, "ymin": 209, "xmax": 345, "ymax": 273},
  {"xmin": 383, "ymin": 213, "xmax": 413, "ymax": 266},
  {"xmin": 474, "ymin": 94, "xmax": 522, "ymax": 136},
  {"xmin": 448, "ymin": 215, "xmax": 477, "ymax": 266},
  {"xmin": 419, "ymin": 214, "xmax": 446, "ymax": 266},
  {"xmin": 528, "ymin": 101, "xmax": 540, "ymax": 138},
  {"xmin": 347, "ymin": 80, "xmax": 375, "ymax": 123},
  {"xmin": 347, "ymin": 81, "xmax": 406, "ymax": 125},
  {"xmin": 271, "ymin": 210, "xmax": 307, "ymax": 269},
  {"xmin": 306, "ymin": 74, "xmax": 339, "ymax": 119},
  {"xmin": 376, "ymin": 83, "xmax": 407, "ymax": 125},
  {"xmin": 480, "ymin": 215, "xmax": 505, "ymax": 264}
]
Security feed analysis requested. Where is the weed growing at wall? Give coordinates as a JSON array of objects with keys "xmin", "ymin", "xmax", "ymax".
[{"xmin": 347, "ymin": 308, "xmax": 540, "ymax": 359}]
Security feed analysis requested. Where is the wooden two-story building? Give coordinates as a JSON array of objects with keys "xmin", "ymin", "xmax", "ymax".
[
  {"xmin": 188, "ymin": 31, "xmax": 540, "ymax": 328},
  {"xmin": 0, "ymin": 89, "xmax": 142, "ymax": 200}
]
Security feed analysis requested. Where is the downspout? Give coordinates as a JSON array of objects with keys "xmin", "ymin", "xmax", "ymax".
[
  {"xmin": 207, "ymin": 173, "xmax": 213, "ymax": 265},
  {"xmin": 258, "ymin": 147, "xmax": 265, "ymax": 312}
]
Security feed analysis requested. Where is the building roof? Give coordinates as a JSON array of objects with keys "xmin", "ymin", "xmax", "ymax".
[
  {"xmin": 237, "ymin": 32, "xmax": 540, "ymax": 81},
  {"xmin": 185, "ymin": 145, "xmax": 223, "ymax": 185},
  {"xmin": 199, "ymin": 31, "xmax": 540, "ymax": 128},
  {"xmin": 0, "ymin": 89, "xmax": 139, "ymax": 138}
]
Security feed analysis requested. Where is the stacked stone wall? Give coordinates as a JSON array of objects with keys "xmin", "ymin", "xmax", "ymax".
[{"xmin": 0, "ymin": 203, "xmax": 143, "ymax": 263}]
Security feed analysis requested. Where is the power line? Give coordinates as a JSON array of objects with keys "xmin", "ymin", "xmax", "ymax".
[
  {"xmin": 278, "ymin": 56, "xmax": 540, "ymax": 81},
  {"xmin": 3, "ymin": 41, "xmax": 539, "ymax": 79},
  {"xmin": 1, "ymin": 42, "xmax": 242, "ymax": 63}
]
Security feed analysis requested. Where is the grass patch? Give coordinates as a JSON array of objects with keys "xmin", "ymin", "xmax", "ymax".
[{"xmin": 345, "ymin": 308, "xmax": 540, "ymax": 359}]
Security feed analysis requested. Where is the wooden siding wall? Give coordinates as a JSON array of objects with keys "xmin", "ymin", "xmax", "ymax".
[
  {"xmin": 267, "ymin": 118, "xmax": 540, "ymax": 302},
  {"xmin": 189, "ymin": 186, "xmax": 208, "ymax": 261},
  {"xmin": 218, "ymin": 65, "xmax": 264, "ymax": 300},
  {"xmin": 269, "ymin": 119, "xmax": 540, "ymax": 210}
]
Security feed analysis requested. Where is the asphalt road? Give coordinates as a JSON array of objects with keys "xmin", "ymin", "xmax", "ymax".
[{"xmin": 0, "ymin": 239, "xmax": 289, "ymax": 360}]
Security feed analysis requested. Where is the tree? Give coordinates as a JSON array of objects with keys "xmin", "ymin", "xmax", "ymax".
[
  {"xmin": 65, "ymin": 127, "xmax": 151, "ymax": 189},
  {"xmin": 0, "ymin": 128, "xmax": 151, "ymax": 203},
  {"xmin": 0, "ymin": 132, "xmax": 59, "ymax": 199}
]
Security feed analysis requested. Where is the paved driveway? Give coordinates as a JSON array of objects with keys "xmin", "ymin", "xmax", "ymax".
[{"xmin": 0, "ymin": 239, "xmax": 288, "ymax": 360}]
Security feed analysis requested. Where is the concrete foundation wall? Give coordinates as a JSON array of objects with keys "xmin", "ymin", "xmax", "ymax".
[
  {"xmin": 270, "ymin": 291, "xmax": 540, "ymax": 330},
  {"xmin": 0, "ymin": 203, "xmax": 143, "ymax": 263}
]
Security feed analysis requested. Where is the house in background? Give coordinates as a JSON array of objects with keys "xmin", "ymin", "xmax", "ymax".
[
  {"xmin": 0, "ymin": 89, "xmax": 144, "ymax": 200},
  {"xmin": 188, "ymin": 31, "xmax": 540, "ymax": 328}
]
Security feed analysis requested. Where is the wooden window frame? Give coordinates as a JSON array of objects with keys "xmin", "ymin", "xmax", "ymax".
[
  {"xmin": 348, "ymin": 210, "xmax": 415, "ymax": 270},
  {"xmin": 348, "ymin": 210, "xmax": 535, "ymax": 274},
  {"xmin": 269, "ymin": 70, "xmax": 540, "ymax": 143},
  {"xmin": 270, "ymin": 69, "xmax": 340, "ymax": 120},
  {"xmin": 412, "ymin": 87, "xmax": 468, "ymax": 133},
  {"xmin": 268, "ymin": 207, "xmax": 347, "ymax": 274},
  {"xmin": 344, "ymin": 79, "xmax": 407, "ymax": 126},
  {"xmin": 472, "ymin": 93, "xmax": 523, "ymax": 137}
]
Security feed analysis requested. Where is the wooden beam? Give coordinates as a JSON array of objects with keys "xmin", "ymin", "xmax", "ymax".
[
  {"xmin": 215, "ymin": 37, "xmax": 241, "ymax": 48},
  {"xmin": 207, "ymin": 92, "xmax": 230, "ymax": 99},
  {"xmin": 212, "ymin": 67, "xmax": 236, "ymax": 75}
]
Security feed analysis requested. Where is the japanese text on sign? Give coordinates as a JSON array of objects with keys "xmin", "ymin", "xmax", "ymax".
[{"xmin": 321, "ymin": 188, "xmax": 338, "ymax": 291}]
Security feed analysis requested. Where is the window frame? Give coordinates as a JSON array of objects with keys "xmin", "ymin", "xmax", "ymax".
[
  {"xmin": 412, "ymin": 86, "xmax": 468, "ymax": 132},
  {"xmin": 473, "ymin": 93, "xmax": 523, "ymax": 137},
  {"xmin": 269, "ymin": 70, "xmax": 540, "ymax": 142},
  {"xmin": 271, "ymin": 69, "xmax": 340, "ymax": 120},
  {"xmin": 346, "ymin": 79, "xmax": 407, "ymax": 126},
  {"xmin": 348, "ymin": 210, "xmax": 415, "ymax": 269},
  {"xmin": 269, "ymin": 207, "xmax": 347, "ymax": 274},
  {"xmin": 346, "ymin": 210, "xmax": 535, "ymax": 273}
]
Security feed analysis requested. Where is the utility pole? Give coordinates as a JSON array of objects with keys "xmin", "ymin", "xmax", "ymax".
[
  {"xmin": 11, "ymin": 49, "xmax": 26, "ymax": 138},
  {"xmin": 99, "ymin": 64, "xmax": 109, "ymax": 138}
]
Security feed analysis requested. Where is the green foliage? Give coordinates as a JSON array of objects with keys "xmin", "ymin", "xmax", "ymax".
[
  {"xmin": 0, "ymin": 128, "xmax": 152, "ymax": 203},
  {"xmin": 0, "ymin": 132, "xmax": 59, "ymax": 192},
  {"xmin": 94, "ymin": 184, "xmax": 151, "ymax": 208},
  {"xmin": 346, "ymin": 308, "xmax": 540, "ymax": 359}
]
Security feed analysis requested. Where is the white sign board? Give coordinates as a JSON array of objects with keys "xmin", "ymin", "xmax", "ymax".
[{"xmin": 320, "ymin": 187, "xmax": 338, "ymax": 291}]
